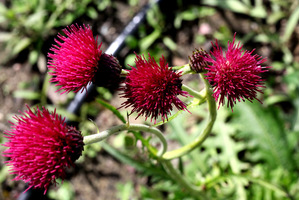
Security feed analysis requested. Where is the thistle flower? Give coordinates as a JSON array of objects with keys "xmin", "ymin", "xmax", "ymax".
[
  {"xmin": 48, "ymin": 24, "xmax": 121, "ymax": 93},
  {"xmin": 204, "ymin": 34, "xmax": 268, "ymax": 110},
  {"xmin": 3, "ymin": 106, "xmax": 84, "ymax": 194},
  {"xmin": 188, "ymin": 48, "xmax": 210, "ymax": 73},
  {"xmin": 120, "ymin": 53, "xmax": 188, "ymax": 122}
]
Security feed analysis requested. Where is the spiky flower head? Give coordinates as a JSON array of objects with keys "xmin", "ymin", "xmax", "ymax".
[
  {"xmin": 3, "ymin": 106, "xmax": 84, "ymax": 194},
  {"xmin": 204, "ymin": 34, "xmax": 268, "ymax": 110},
  {"xmin": 48, "ymin": 24, "xmax": 122, "ymax": 93},
  {"xmin": 120, "ymin": 53, "xmax": 188, "ymax": 122},
  {"xmin": 188, "ymin": 48, "xmax": 210, "ymax": 73}
]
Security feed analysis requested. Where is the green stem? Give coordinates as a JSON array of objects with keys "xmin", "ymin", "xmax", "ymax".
[
  {"xmin": 178, "ymin": 64, "xmax": 193, "ymax": 75},
  {"xmin": 182, "ymin": 84, "xmax": 206, "ymax": 101},
  {"xmin": 162, "ymin": 74, "xmax": 217, "ymax": 160},
  {"xmin": 83, "ymin": 123, "xmax": 168, "ymax": 157},
  {"xmin": 41, "ymin": 73, "xmax": 51, "ymax": 105},
  {"xmin": 161, "ymin": 160, "xmax": 205, "ymax": 197},
  {"xmin": 171, "ymin": 63, "xmax": 189, "ymax": 71}
]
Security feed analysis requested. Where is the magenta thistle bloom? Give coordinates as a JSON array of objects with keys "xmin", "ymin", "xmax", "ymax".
[
  {"xmin": 3, "ymin": 106, "xmax": 84, "ymax": 194},
  {"xmin": 120, "ymin": 53, "xmax": 189, "ymax": 122},
  {"xmin": 204, "ymin": 34, "xmax": 268, "ymax": 110},
  {"xmin": 48, "ymin": 24, "xmax": 108, "ymax": 93}
]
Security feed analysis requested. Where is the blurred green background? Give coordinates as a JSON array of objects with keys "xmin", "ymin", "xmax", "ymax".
[{"xmin": 1, "ymin": 0, "xmax": 299, "ymax": 199}]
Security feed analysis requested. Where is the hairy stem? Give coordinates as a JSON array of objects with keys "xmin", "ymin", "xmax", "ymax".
[
  {"xmin": 83, "ymin": 123, "xmax": 168, "ymax": 157},
  {"xmin": 182, "ymin": 84, "xmax": 206, "ymax": 101}
]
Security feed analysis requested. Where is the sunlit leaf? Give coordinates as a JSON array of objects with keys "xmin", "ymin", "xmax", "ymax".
[
  {"xmin": 12, "ymin": 37, "xmax": 31, "ymax": 55},
  {"xmin": 13, "ymin": 90, "xmax": 40, "ymax": 100},
  {"xmin": 282, "ymin": 5, "xmax": 299, "ymax": 42}
]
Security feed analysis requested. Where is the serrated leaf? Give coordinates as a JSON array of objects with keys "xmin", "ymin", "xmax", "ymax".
[
  {"xmin": 167, "ymin": 109, "xmax": 211, "ymax": 173},
  {"xmin": 101, "ymin": 143, "xmax": 169, "ymax": 178},
  {"xmin": 232, "ymin": 102, "xmax": 296, "ymax": 170},
  {"xmin": 204, "ymin": 108, "xmax": 248, "ymax": 173}
]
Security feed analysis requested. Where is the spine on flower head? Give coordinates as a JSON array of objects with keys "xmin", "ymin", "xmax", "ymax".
[
  {"xmin": 48, "ymin": 24, "xmax": 102, "ymax": 93},
  {"xmin": 120, "ymin": 53, "xmax": 189, "ymax": 123},
  {"xmin": 3, "ymin": 105, "xmax": 84, "ymax": 194},
  {"xmin": 47, "ymin": 24, "xmax": 122, "ymax": 93},
  {"xmin": 188, "ymin": 48, "xmax": 210, "ymax": 73},
  {"xmin": 202, "ymin": 33, "xmax": 269, "ymax": 110}
]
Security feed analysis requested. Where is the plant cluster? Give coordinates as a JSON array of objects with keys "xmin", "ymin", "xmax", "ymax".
[
  {"xmin": 2, "ymin": 1, "xmax": 299, "ymax": 200},
  {"xmin": 3, "ymin": 22, "xmax": 273, "ymax": 199}
]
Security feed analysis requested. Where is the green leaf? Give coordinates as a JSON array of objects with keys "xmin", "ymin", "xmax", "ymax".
[
  {"xmin": 87, "ymin": 7, "xmax": 98, "ymax": 19},
  {"xmin": 249, "ymin": 5, "xmax": 267, "ymax": 18},
  {"xmin": 116, "ymin": 182, "xmax": 135, "ymax": 200},
  {"xmin": 232, "ymin": 102, "xmax": 296, "ymax": 170},
  {"xmin": 163, "ymin": 36, "xmax": 177, "ymax": 51},
  {"xmin": 174, "ymin": 7, "xmax": 215, "ymax": 29},
  {"xmin": 13, "ymin": 90, "xmax": 41, "ymax": 100},
  {"xmin": 282, "ymin": 5, "xmax": 299, "ymax": 43},
  {"xmin": 203, "ymin": 108, "xmax": 248, "ymax": 173},
  {"xmin": 0, "ymin": 166, "xmax": 9, "ymax": 183},
  {"xmin": 12, "ymin": 37, "xmax": 31, "ymax": 55},
  {"xmin": 146, "ymin": 4, "xmax": 163, "ymax": 30},
  {"xmin": 97, "ymin": 0, "xmax": 111, "ymax": 11},
  {"xmin": 154, "ymin": 98, "xmax": 204, "ymax": 127},
  {"xmin": 205, "ymin": 173, "xmax": 288, "ymax": 198},
  {"xmin": 96, "ymin": 98, "xmax": 126, "ymax": 123},
  {"xmin": 48, "ymin": 180, "xmax": 75, "ymax": 200},
  {"xmin": 29, "ymin": 50, "xmax": 39, "ymax": 65},
  {"xmin": 0, "ymin": 32, "xmax": 13, "ymax": 42},
  {"xmin": 264, "ymin": 94, "xmax": 290, "ymax": 106},
  {"xmin": 24, "ymin": 10, "xmax": 46, "ymax": 31},
  {"xmin": 0, "ymin": 2, "xmax": 7, "ymax": 14},
  {"xmin": 125, "ymin": 35, "xmax": 138, "ymax": 49},
  {"xmin": 167, "ymin": 107, "xmax": 211, "ymax": 173},
  {"xmin": 101, "ymin": 143, "xmax": 169, "ymax": 178},
  {"xmin": 202, "ymin": 0, "xmax": 250, "ymax": 15},
  {"xmin": 267, "ymin": 11, "xmax": 286, "ymax": 25},
  {"xmin": 124, "ymin": 53, "xmax": 136, "ymax": 68},
  {"xmin": 139, "ymin": 29, "xmax": 161, "ymax": 52}
]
